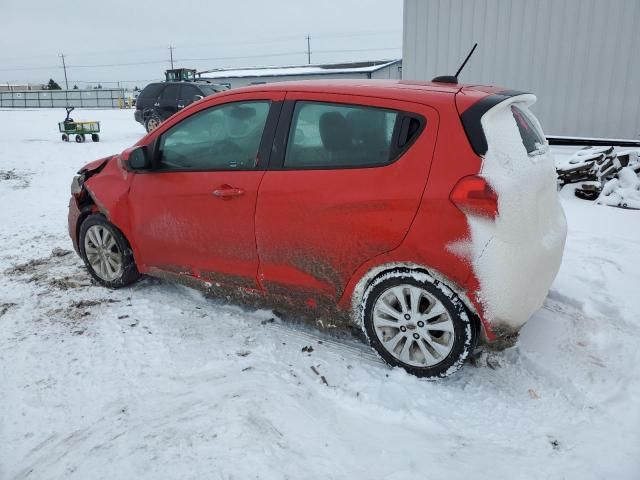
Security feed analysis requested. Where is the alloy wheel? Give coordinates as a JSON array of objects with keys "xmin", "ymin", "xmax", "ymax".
[
  {"xmin": 372, "ymin": 284, "xmax": 455, "ymax": 367},
  {"xmin": 147, "ymin": 117, "xmax": 160, "ymax": 132},
  {"xmin": 83, "ymin": 225, "xmax": 123, "ymax": 282}
]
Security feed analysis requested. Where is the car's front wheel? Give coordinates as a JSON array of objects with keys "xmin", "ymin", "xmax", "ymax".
[
  {"xmin": 79, "ymin": 214, "xmax": 140, "ymax": 288},
  {"xmin": 362, "ymin": 270, "xmax": 475, "ymax": 378}
]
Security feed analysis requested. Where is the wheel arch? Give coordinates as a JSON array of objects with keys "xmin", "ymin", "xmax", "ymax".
[{"xmin": 345, "ymin": 262, "xmax": 483, "ymax": 343}]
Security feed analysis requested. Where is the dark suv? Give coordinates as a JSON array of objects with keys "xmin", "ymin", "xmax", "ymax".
[{"xmin": 134, "ymin": 82, "xmax": 227, "ymax": 132}]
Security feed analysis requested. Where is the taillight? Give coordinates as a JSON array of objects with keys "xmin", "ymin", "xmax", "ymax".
[{"xmin": 450, "ymin": 175, "xmax": 498, "ymax": 219}]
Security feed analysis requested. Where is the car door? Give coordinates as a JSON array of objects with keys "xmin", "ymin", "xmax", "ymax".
[
  {"xmin": 127, "ymin": 92, "xmax": 284, "ymax": 289},
  {"xmin": 158, "ymin": 83, "xmax": 181, "ymax": 120},
  {"xmin": 178, "ymin": 84, "xmax": 202, "ymax": 111},
  {"xmin": 255, "ymin": 92, "xmax": 438, "ymax": 301},
  {"xmin": 140, "ymin": 83, "xmax": 164, "ymax": 112}
]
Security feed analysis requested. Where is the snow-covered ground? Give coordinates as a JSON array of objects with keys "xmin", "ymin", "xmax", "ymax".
[{"xmin": 1, "ymin": 109, "xmax": 639, "ymax": 479}]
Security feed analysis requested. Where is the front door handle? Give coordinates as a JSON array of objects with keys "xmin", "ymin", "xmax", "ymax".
[{"xmin": 213, "ymin": 184, "xmax": 245, "ymax": 199}]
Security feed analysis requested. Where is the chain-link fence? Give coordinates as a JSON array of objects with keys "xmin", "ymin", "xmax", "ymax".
[{"xmin": 0, "ymin": 89, "xmax": 131, "ymax": 108}]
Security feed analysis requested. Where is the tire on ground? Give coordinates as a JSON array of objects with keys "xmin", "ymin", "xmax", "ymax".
[
  {"xmin": 78, "ymin": 214, "xmax": 140, "ymax": 289},
  {"xmin": 361, "ymin": 269, "xmax": 475, "ymax": 378},
  {"xmin": 144, "ymin": 113, "xmax": 162, "ymax": 133}
]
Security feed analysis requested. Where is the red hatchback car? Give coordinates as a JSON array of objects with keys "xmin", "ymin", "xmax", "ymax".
[{"xmin": 68, "ymin": 80, "xmax": 567, "ymax": 377}]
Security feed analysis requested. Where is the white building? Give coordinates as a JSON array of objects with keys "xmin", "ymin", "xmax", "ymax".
[
  {"xmin": 198, "ymin": 60, "xmax": 402, "ymax": 89},
  {"xmin": 402, "ymin": 0, "xmax": 640, "ymax": 139}
]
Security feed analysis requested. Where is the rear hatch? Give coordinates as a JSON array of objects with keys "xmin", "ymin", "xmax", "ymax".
[{"xmin": 454, "ymin": 89, "xmax": 567, "ymax": 336}]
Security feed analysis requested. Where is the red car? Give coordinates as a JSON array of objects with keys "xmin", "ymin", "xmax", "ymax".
[{"xmin": 68, "ymin": 80, "xmax": 567, "ymax": 378}]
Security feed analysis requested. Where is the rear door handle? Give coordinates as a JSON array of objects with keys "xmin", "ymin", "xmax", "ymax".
[{"xmin": 213, "ymin": 184, "xmax": 245, "ymax": 199}]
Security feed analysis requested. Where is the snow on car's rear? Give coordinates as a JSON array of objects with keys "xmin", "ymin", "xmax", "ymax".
[{"xmin": 460, "ymin": 92, "xmax": 567, "ymax": 339}]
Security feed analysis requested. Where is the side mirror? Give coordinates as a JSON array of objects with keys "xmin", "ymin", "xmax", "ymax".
[
  {"xmin": 128, "ymin": 145, "xmax": 151, "ymax": 170},
  {"xmin": 193, "ymin": 94, "xmax": 204, "ymax": 102}
]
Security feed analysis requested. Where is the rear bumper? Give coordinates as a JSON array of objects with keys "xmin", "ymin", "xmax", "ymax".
[{"xmin": 472, "ymin": 209, "xmax": 567, "ymax": 340}]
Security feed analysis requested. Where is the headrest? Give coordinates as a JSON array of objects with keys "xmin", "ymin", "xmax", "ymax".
[
  {"xmin": 319, "ymin": 112, "xmax": 352, "ymax": 152},
  {"xmin": 347, "ymin": 109, "xmax": 385, "ymax": 142}
]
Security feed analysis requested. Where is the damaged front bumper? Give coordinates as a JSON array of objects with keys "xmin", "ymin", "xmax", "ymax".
[
  {"xmin": 68, "ymin": 196, "xmax": 82, "ymax": 255},
  {"xmin": 67, "ymin": 156, "xmax": 113, "ymax": 255}
]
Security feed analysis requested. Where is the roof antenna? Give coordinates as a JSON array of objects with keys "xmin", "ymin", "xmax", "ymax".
[{"xmin": 432, "ymin": 43, "xmax": 478, "ymax": 84}]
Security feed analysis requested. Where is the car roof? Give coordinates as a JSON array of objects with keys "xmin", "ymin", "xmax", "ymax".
[
  {"xmin": 231, "ymin": 79, "xmax": 460, "ymax": 94},
  {"xmin": 215, "ymin": 79, "xmax": 504, "ymax": 104}
]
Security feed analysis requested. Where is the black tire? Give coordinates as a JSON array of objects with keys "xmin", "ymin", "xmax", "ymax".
[
  {"xmin": 75, "ymin": 134, "xmax": 83, "ymax": 143},
  {"xmin": 91, "ymin": 133, "xmax": 100, "ymax": 142},
  {"xmin": 62, "ymin": 133, "xmax": 68, "ymax": 142},
  {"xmin": 144, "ymin": 113, "xmax": 162, "ymax": 133},
  {"xmin": 362, "ymin": 269, "xmax": 475, "ymax": 378},
  {"xmin": 79, "ymin": 214, "xmax": 140, "ymax": 289}
]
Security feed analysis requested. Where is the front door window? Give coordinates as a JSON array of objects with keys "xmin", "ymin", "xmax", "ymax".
[{"xmin": 158, "ymin": 101, "xmax": 271, "ymax": 171}]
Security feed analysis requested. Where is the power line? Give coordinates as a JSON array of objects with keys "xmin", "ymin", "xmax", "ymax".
[
  {"xmin": 177, "ymin": 51, "xmax": 305, "ymax": 63},
  {"xmin": 0, "ymin": 46, "xmax": 402, "ymax": 74},
  {"xmin": 313, "ymin": 46, "xmax": 401, "ymax": 54},
  {"xmin": 0, "ymin": 29, "xmax": 402, "ymax": 64},
  {"xmin": 69, "ymin": 59, "xmax": 169, "ymax": 68}
]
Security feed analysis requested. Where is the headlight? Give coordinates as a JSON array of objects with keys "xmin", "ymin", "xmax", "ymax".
[{"xmin": 70, "ymin": 174, "xmax": 85, "ymax": 196}]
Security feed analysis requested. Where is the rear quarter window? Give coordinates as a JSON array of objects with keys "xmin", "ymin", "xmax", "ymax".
[
  {"xmin": 139, "ymin": 83, "xmax": 164, "ymax": 100},
  {"xmin": 511, "ymin": 105, "xmax": 546, "ymax": 155}
]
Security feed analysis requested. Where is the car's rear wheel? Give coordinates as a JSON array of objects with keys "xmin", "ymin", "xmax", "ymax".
[
  {"xmin": 79, "ymin": 214, "xmax": 140, "ymax": 288},
  {"xmin": 362, "ymin": 270, "xmax": 474, "ymax": 378},
  {"xmin": 145, "ymin": 113, "xmax": 162, "ymax": 133}
]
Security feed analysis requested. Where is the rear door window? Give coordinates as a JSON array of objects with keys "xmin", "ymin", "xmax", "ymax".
[
  {"xmin": 161, "ymin": 84, "xmax": 180, "ymax": 103},
  {"xmin": 180, "ymin": 85, "xmax": 201, "ymax": 105},
  {"xmin": 511, "ymin": 105, "xmax": 546, "ymax": 155},
  {"xmin": 284, "ymin": 102, "xmax": 399, "ymax": 168},
  {"xmin": 180, "ymin": 85, "xmax": 204, "ymax": 103}
]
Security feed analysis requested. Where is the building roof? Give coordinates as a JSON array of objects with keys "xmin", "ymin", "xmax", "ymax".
[{"xmin": 198, "ymin": 59, "xmax": 401, "ymax": 80}]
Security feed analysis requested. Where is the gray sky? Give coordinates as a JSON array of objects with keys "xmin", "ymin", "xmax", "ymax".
[{"xmin": 1, "ymin": 0, "xmax": 403, "ymax": 89}]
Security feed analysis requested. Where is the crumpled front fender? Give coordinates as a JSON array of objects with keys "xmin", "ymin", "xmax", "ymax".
[
  {"xmin": 78, "ymin": 155, "xmax": 113, "ymax": 175},
  {"xmin": 83, "ymin": 155, "xmax": 135, "ymax": 244}
]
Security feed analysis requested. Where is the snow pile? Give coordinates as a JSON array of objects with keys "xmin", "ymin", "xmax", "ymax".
[
  {"xmin": 596, "ymin": 165, "xmax": 640, "ymax": 209},
  {"xmin": 556, "ymin": 146, "xmax": 640, "ymax": 208}
]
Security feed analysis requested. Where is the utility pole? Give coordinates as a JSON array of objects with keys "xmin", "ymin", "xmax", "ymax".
[
  {"xmin": 59, "ymin": 53, "xmax": 69, "ymax": 90},
  {"xmin": 169, "ymin": 45, "xmax": 175, "ymax": 69},
  {"xmin": 305, "ymin": 35, "xmax": 311, "ymax": 64}
]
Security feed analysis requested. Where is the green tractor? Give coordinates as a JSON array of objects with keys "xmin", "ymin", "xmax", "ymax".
[{"xmin": 164, "ymin": 68, "xmax": 197, "ymax": 82}]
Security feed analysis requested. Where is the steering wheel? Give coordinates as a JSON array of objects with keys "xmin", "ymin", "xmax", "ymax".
[{"xmin": 210, "ymin": 140, "xmax": 241, "ymax": 155}]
